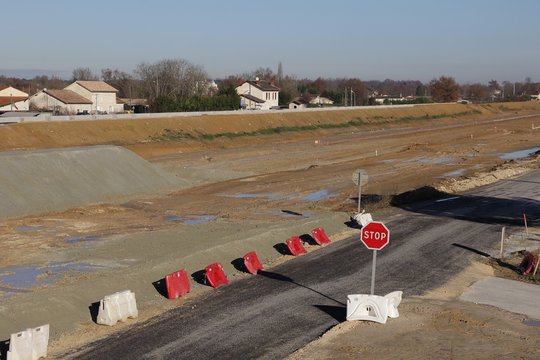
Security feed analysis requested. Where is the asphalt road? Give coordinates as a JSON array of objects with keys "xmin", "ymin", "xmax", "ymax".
[{"xmin": 66, "ymin": 170, "xmax": 540, "ymax": 360}]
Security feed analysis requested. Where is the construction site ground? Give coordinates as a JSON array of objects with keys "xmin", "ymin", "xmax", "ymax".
[{"xmin": 0, "ymin": 102, "xmax": 539, "ymax": 358}]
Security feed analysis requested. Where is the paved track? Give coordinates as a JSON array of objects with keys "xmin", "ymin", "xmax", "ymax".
[{"xmin": 67, "ymin": 170, "xmax": 540, "ymax": 360}]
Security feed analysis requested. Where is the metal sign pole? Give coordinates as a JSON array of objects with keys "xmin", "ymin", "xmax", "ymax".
[{"xmin": 370, "ymin": 250, "xmax": 377, "ymax": 295}]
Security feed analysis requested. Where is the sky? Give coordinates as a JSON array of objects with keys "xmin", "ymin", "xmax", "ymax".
[{"xmin": 2, "ymin": 0, "xmax": 540, "ymax": 83}]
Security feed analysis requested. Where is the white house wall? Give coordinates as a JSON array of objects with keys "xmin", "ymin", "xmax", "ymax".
[
  {"xmin": 0, "ymin": 87, "xmax": 28, "ymax": 97},
  {"xmin": 236, "ymin": 83, "xmax": 278, "ymax": 110},
  {"xmin": 29, "ymin": 92, "xmax": 92, "ymax": 114},
  {"xmin": 65, "ymin": 83, "xmax": 121, "ymax": 113}
]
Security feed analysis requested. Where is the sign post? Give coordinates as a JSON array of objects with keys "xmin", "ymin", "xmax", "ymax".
[
  {"xmin": 360, "ymin": 221, "xmax": 390, "ymax": 295},
  {"xmin": 352, "ymin": 169, "xmax": 368, "ymax": 213}
]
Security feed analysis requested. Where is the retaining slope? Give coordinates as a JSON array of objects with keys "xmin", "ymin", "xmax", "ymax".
[{"xmin": 0, "ymin": 145, "xmax": 182, "ymax": 219}]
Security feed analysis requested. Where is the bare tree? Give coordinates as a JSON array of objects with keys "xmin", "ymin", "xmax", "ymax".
[
  {"xmin": 101, "ymin": 68, "xmax": 137, "ymax": 98},
  {"xmin": 135, "ymin": 59, "xmax": 209, "ymax": 100},
  {"xmin": 71, "ymin": 67, "xmax": 98, "ymax": 81}
]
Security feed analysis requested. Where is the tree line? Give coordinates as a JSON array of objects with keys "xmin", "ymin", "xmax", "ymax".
[{"xmin": 2, "ymin": 59, "xmax": 540, "ymax": 112}]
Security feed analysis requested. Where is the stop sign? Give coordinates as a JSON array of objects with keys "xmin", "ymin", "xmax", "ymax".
[{"xmin": 361, "ymin": 221, "xmax": 390, "ymax": 250}]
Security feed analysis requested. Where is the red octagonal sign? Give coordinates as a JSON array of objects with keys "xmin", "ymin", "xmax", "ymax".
[{"xmin": 361, "ymin": 221, "xmax": 390, "ymax": 250}]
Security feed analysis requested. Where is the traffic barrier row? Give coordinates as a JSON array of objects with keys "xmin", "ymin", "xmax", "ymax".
[
  {"xmin": 346, "ymin": 291, "xmax": 402, "ymax": 324},
  {"xmin": 6, "ymin": 226, "xmax": 334, "ymax": 356},
  {"xmin": 6, "ymin": 324, "xmax": 49, "ymax": 360}
]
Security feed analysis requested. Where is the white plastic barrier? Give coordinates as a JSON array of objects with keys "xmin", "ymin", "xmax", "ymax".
[
  {"xmin": 346, "ymin": 294, "xmax": 389, "ymax": 323},
  {"xmin": 7, "ymin": 324, "xmax": 49, "ymax": 360},
  {"xmin": 385, "ymin": 291, "xmax": 403, "ymax": 318},
  {"xmin": 346, "ymin": 291, "xmax": 403, "ymax": 323},
  {"xmin": 97, "ymin": 290, "xmax": 138, "ymax": 326},
  {"xmin": 353, "ymin": 212, "xmax": 373, "ymax": 227}
]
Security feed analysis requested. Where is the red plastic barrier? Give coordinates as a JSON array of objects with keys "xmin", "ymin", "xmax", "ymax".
[
  {"xmin": 165, "ymin": 269, "xmax": 191, "ymax": 299},
  {"xmin": 205, "ymin": 263, "xmax": 229, "ymax": 288},
  {"xmin": 286, "ymin": 236, "xmax": 307, "ymax": 256},
  {"xmin": 312, "ymin": 227, "xmax": 331, "ymax": 245},
  {"xmin": 517, "ymin": 252, "xmax": 538, "ymax": 275},
  {"xmin": 243, "ymin": 251, "xmax": 263, "ymax": 274}
]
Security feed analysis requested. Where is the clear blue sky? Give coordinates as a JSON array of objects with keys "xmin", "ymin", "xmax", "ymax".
[{"xmin": 3, "ymin": 0, "xmax": 539, "ymax": 83}]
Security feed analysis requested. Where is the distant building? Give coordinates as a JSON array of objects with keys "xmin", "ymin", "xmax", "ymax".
[
  {"xmin": 289, "ymin": 98, "xmax": 309, "ymax": 109},
  {"xmin": 117, "ymin": 98, "xmax": 149, "ymax": 113},
  {"xmin": 236, "ymin": 79, "xmax": 279, "ymax": 110},
  {"xmin": 309, "ymin": 95, "xmax": 334, "ymax": 105},
  {"xmin": 0, "ymin": 86, "xmax": 29, "ymax": 111},
  {"xmin": 29, "ymin": 89, "xmax": 93, "ymax": 114},
  {"xmin": 65, "ymin": 81, "xmax": 123, "ymax": 113},
  {"xmin": 29, "ymin": 80, "xmax": 123, "ymax": 115}
]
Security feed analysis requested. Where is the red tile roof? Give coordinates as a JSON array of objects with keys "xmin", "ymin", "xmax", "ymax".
[
  {"xmin": 45, "ymin": 89, "xmax": 93, "ymax": 104},
  {"xmin": 75, "ymin": 81, "xmax": 118, "ymax": 93},
  {"xmin": 245, "ymin": 80, "xmax": 280, "ymax": 92},
  {"xmin": 240, "ymin": 93, "xmax": 265, "ymax": 103},
  {"xmin": 0, "ymin": 96, "xmax": 28, "ymax": 107}
]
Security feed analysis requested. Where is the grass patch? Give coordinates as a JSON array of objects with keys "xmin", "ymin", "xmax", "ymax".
[{"xmin": 151, "ymin": 110, "xmax": 482, "ymax": 143}]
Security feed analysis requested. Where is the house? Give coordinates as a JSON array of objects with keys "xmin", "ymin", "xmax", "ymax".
[
  {"xmin": 0, "ymin": 86, "xmax": 29, "ymax": 111},
  {"xmin": 29, "ymin": 89, "xmax": 93, "ymax": 114},
  {"xmin": 373, "ymin": 95, "xmax": 406, "ymax": 104},
  {"xmin": 117, "ymin": 98, "xmax": 149, "ymax": 113},
  {"xmin": 288, "ymin": 98, "xmax": 308, "ymax": 110},
  {"xmin": 236, "ymin": 79, "xmax": 279, "ymax": 110},
  {"xmin": 309, "ymin": 95, "xmax": 334, "ymax": 105},
  {"xmin": 65, "ymin": 80, "xmax": 123, "ymax": 113}
]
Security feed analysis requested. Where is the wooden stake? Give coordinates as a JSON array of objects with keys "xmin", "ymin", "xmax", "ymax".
[{"xmin": 500, "ymin": 226, "xmax": 506, "ymax": 260}]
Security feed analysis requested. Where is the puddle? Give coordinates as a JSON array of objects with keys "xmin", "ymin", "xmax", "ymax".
[
  {"xmin": 64, "ymin": 235, "xmax": 101, "ymax": 243},
  {"xmin": 500, "ymin": 147, "xmax": 540, "ymax": 160},
  {"xmin": 15, "ymin": 225, "xmax": 46, "ymax": 231},
  {"xmin": 165, "ymin": 215, "xmax": 218, "ymax": 225},
  {"xmin": 440, "ymin": 169, "xmax": 465, "ymax": 178},
  {"xmin": 0, "ymin": 261, "xmax": 99, "ymax": 290},
  {"xmin": 523, "ymin": 320, "xmax": 540, "ymax": 327},
  {"xmin": 407, "ymin": 156, "xmax": 456, "ymax": 165},
  {"xmin": 301, "ymin": 189, "xmax": 335, "ymax": 202},
  {"xmin": 222, "ymin": 193, "xmax": 281, "ymax": 199}
]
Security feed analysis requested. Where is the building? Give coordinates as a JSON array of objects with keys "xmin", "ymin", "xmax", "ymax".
[
  {"xmin": 236, "ymin": 79, "xmax": 279, "ymax": 110},
  {"xmin": 65, "ymin": 81, "xmax": 123, "ymax": 113},
  {"xmin": 0, "ymin": 86, "xmax": 29, "ymax": 111},
  {"xmin": 29, "ymin": 89, "xmax": 93, "ymax": 114},
  {"xmin": 288, "ymin": 98, "xmax": 308, "ymax": 109},
  {"xmin": 309, "ymin": 95, "xmax": 334, "ymax": 105}
]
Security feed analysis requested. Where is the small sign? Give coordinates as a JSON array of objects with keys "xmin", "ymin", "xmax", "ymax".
[{"xmin": 352, "ymin": 169, "xmax": 368, "ymax": 186}]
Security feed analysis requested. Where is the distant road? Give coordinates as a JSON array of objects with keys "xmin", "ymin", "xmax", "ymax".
[{"xmin": 67, "ymin": 170, "xmax": 540, "ymax": 359}]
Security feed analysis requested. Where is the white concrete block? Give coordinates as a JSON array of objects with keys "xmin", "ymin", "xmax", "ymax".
[
  {"xmin": 97, "ymin": 290, "xmax": 138, "ymax": 326},
  {"xmin": 346, "ymin": 294, "xmax": 389, "ymax": 324},
  {"xmin": 7, "ymin": 324, "xmax": 49, "ymax": 360}
]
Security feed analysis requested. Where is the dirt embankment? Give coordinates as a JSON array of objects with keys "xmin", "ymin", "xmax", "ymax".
[{"xmin": 2, "ymin": 102, "xmax": 540, "ymax": 155}]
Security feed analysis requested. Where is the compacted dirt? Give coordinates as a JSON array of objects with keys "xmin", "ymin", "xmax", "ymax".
[{"xmin": 1, "ymin": 102, "xmax": 539, "ymax": 358}]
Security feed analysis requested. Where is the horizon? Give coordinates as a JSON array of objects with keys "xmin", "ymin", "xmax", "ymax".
[{"xmin": 2, "ymin": 0, "xmax": 539, "ymax": 84}]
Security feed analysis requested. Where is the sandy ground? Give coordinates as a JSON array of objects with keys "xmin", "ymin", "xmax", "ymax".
[
  {"xmin": 288, "ymin": 260, "xmax": 540, "ymax": 360},
  {"xmin": 1, "ymin": 103, "xmax": 540, "ymax": 357}
]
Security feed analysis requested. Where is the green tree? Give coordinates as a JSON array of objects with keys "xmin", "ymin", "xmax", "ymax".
[{"xmin": 429, "ymin": 76, "xmax": 459, "ymax": 102}]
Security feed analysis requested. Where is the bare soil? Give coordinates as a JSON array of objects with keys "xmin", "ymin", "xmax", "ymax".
[{"xmin": 1, "ymin": 102, "xmax": 540, "ymax": 358}]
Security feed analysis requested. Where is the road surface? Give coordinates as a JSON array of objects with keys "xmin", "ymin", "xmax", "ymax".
[{"xmin": 65, "ymin": 169, "xmax": 540, "ymax": 359}]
